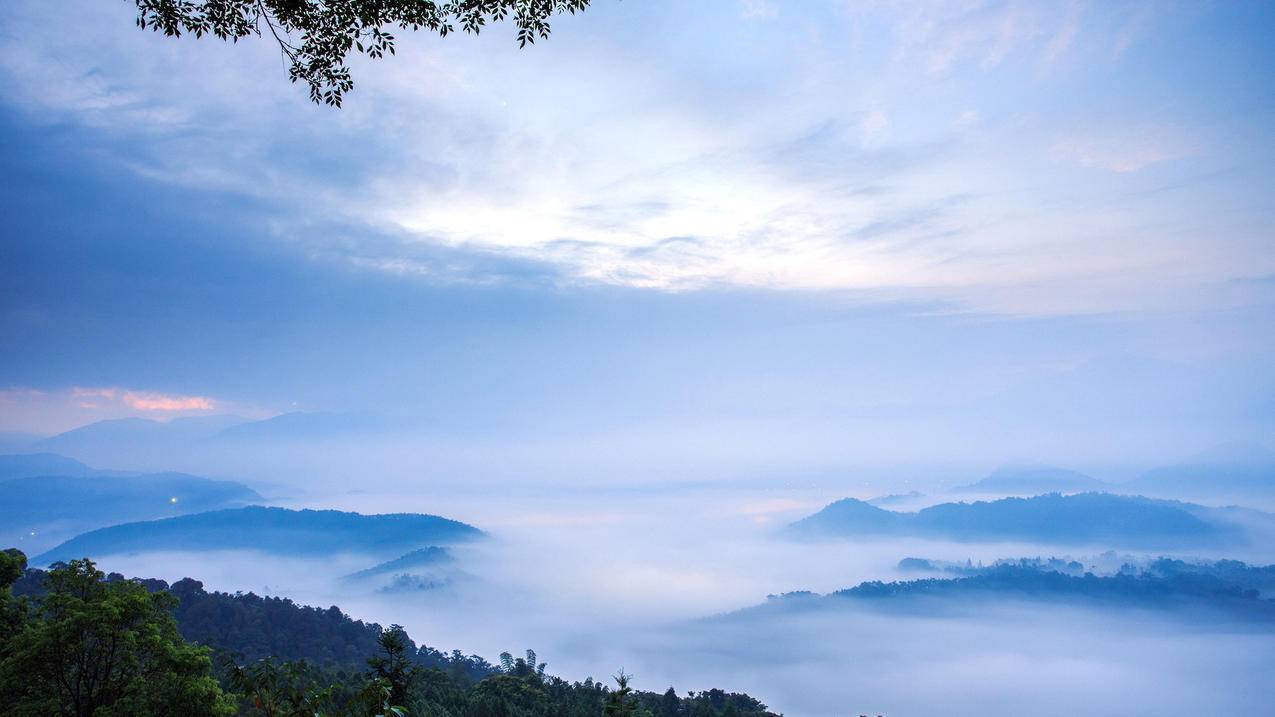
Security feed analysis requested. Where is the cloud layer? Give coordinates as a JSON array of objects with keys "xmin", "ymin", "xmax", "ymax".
[{"xmin": 1, "ymin": 0, "xmax": 1273, "ymax": 314}]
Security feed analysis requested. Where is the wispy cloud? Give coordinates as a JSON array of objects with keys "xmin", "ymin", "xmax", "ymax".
[
  {"xmin": 1050, "ymin": 126, "xmax": 1197, "ymax": 173},
  {"xmin": 0, "ymin": 0, "xmax": 1269, "ymax": 317}
]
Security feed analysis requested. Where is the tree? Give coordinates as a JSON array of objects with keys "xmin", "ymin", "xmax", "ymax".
[
  {"xmin": 368, "ymin": 624, "xmax": 416, "ymax": 707},
  {"xmin": 0, "ymin": 549, "xmax": 29, "ymax": 654},
  {"xmin": 131, "ymin": 0, "xmax": 593, "ymax": 106},
  {"xmin": 659, "ymin": 686, "xmax": 680, "ymax": 717},
  {"xmin": 0, "ymin": 557, "xmax": 234, "ymax": 717},
  {"xmin": 228, "ymin": 658, "xmax": 339, "ymax": 717},
  {"xmin": 603, "ymin": 670, "xmax": 636, "ymax": 717}
]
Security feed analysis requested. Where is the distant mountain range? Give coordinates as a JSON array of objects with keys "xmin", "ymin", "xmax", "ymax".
[
  {"xmin": 24, "ymin": 412, "xmax": 391, "ymax": 469},
  {"xmin": 785, "ymin": 492, "xmax": 1255, "ymax": 548},
  {"xmin": 1, "ymin": 473, "xmax": 262, "ymax": 532},
  {"xmin": 1124, "ymin": 442, "xmax": 1275, "ymax": 498},
  {"xmin": 212, "ymin": 412, "xmax": 389, "ymax": 442},
  {"xmin": 33, "ymin": 506, "xmax": 485, "ymax": 565},
  {"xmin": 0, "ymin": 453, "xmax": 263, "ymax": 553},
  {"xmin": 953, "ymin": 464, "xmax": 1110, "ymax": 495},
  {"xmin": 866, "ymin": 491, "xmax": 925, "ymax": 507},
  {"xmin": 35, "ymin": 415, "xmax": 250, "ymax": 452},
  {"xmin": 945, "ymin": 443, "xmax": 1275, "ymax": 500}
]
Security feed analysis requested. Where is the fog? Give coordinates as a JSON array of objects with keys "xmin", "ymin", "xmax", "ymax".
[
  {"xmin": 4, "ymin": 1, "xmax": 1275, "ymax": 714},
  {"xmin": 72, "ymin": 475, "xmax": 1275, "ymax": 717}
]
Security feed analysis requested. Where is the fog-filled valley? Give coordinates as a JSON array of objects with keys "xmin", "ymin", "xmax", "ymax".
[{"xmin": 5, "ymin": 427, "xmax": 1275, "ymax": 715}]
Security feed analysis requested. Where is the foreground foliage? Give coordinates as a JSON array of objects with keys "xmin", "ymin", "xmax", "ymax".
[
  {"xmin": 3, "ymin": 550, "xmax": 780, "ymax": 716},
  {"xmin": 0, "ymin": 550, "xmax": 234, "ymax": 716},
  {"xmin": 132, "ymin": 1, "xmax": 593, "ymax": 105}
]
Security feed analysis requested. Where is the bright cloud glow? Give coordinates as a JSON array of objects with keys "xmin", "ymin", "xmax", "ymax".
[
  {"xmin": 0, "ymin": 0, "xmax": 1272, "ymax": 317},
  {"xmin": 0, "ymin": 387, "xmax": 224, "ymax": 434}
]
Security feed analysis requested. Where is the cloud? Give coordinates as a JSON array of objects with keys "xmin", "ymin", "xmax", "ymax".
[
  {"xmin": 1050, "ymin": 127, "xmax": 1197, "ymax": 172},
  {"xmin": 738, "ymin": 0, "xmax": 776, "ymax": 21},
  {"xmin": 122, "ymin": 391, "xmax": 215, "ymax": 411},
  {"xmin": 859, "ymin": 109, "xmax": 890, "ymax": 143},
  {"xmin": 1042, "ymin": 2, "xmax": 1082, "ymax": 65},
  {"xmin": 0, "ymin": 0, "xmax": 1270, "ymax": 319},
  {"xmin": 0, "ymin": 386, "xmax": 226, "ymax": 433}
]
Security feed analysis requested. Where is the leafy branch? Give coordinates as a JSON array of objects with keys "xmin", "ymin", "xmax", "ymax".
[{"xmin": 132, "ymin": 0, "xmax": 592, "ymax": 106}]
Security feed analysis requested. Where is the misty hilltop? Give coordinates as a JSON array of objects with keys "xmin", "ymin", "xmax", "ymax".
[
  {"xmin": 785, "ymin": 492, "xmax": 1256, "ymax": 548},
  {"xmin": 1127, "ymin": 442, "xmax": 1275, "ymax": 499},
  {"xmin": 25, "ymin": 412, "xmax": 391, "ymax": 471},
  {"xmin": 0, "ymin": 452, "xmax": 97, "ymax": 479},
  {"xmin": 953, "ymin": 463, "xmax": 1110, "ymax": 495},
  {"xmin": 33, "ymin": 506, "xmax": 484, "ymax": 565}
]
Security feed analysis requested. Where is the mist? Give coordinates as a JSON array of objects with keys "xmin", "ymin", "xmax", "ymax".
[
  {"xmin": 4, "ymin": 1, "xmax": 1275, "ymax": 715},
  {"xmin": 56, "ymin": 474, "xmax": 1275, "ymax": 716}
]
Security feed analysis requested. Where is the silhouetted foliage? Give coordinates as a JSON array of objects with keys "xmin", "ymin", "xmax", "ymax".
[
  {"xmin": 0, "ymin": 557, "xmax": 234, "ymax": 716},
  {"xmin": 8, "ymin": 550, "xmax": 783, "ymax": 716},
  {"xmin": 131, "ymin": 1, "xmax": 593, "ymax": 105}
]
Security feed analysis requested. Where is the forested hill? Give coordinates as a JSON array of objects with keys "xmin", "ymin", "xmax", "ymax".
[
  {"xmin": 757, "ymin": 560, "xmax": 1275, "ymax": 620},
  {"xmin": 33, "ymin": 506, "xmax": 484, "ymax": 564},
  {"xmin": 786, "ymin": 492, "xmax": 1250, "ymax": 548},
  {"xmin": 13, "ymin": 564, "xmax": 496, "ymax": 680},
  {"xmin": 9, "ymin": 557, "xmax": 781, "ymax": 717}
]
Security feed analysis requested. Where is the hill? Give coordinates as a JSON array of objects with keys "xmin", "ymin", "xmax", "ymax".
[
  {"xmin": 754, "ymin": 559, "xmax": 1275, "ymax": 621},
  {"xmin": 1126, "ymin": 442, "xmax": 1275, "ymax": 497},
  {"xmin": 211, "ymin": 411, "xmax": 388, "ymax": 442},
  {"xmin": 0, "ymin": 452, "xmax": 95, "ymax": 479},
  {"xmin": 953, "ymin": 463, "xmax": 1109, "ymax": 494},
  {"xmin": 785, "ymin": 492, "xmax": 1249, "ymax": 548},
  {"xmin": 342, "ymin": 546, "xmax": 455, "ymax": 582},
  {"xmin": 0, "ymin": 466, "xmax": 264, "ymax": 554},
  {"xmin": 32, "ymin": 506, "xmax": 484, "ymax": 565},
  {"xmin": 9, "ymin": 558, "xmax": 781, "ymax": 716},
  {"xmin": 1, "ymin": 472, "xmax": 261, "ymax": 529},
  {"xmin": 33, "ymin": 415, "xmax": 250, "ymax": 467}
]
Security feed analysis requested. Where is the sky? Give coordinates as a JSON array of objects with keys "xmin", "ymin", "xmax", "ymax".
[{"xmin": 1, "ymin": 0, "xmax": 1274, "ymax": 475}]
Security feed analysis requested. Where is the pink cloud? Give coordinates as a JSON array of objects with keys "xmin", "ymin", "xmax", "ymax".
[{"xmin": 121, "ymin": 391, "xmax": 215, "ymax": 411}]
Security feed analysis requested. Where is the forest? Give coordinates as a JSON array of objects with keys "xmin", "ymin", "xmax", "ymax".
[
  {"xmin": 0, "ymin": 548, "xmax": 780, "ymax": 717},
  {"xmin": 755, "ymin": 559, "xmax": 1275, "ymax": 620}
]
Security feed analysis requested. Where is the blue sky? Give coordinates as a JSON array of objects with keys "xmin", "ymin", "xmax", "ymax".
[{"xmin": 1, "ymin": 0, "xmax": 1273, "ymax": 471}]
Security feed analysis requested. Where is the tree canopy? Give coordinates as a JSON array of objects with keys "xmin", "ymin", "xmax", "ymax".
[
  {"xmin": 7, "ymin": 553, "xmax": 782, "ymax": 716},
  {"xmin": 0, "ymin": 557, "xmax": 234, "ymax": 717},
  {"xmin": 132, "ymin": 1, "xmax": 593, "ymax": 106}
]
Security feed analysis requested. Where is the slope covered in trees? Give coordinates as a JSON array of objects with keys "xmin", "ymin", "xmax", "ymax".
[
  {"xmin": 757, "ymin": 558, "xmax": 1275, "ymax": 621},
  {"xmin": 6, "ymin": 550, "xmax": 782, "ymax": 716},
  {"xmin": 33, "ymin": 506, "xmax": 484, "ymax": 564}
]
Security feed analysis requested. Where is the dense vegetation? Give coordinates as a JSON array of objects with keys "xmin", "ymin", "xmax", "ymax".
[
  {"xmin": 786, "ymin": 492, "xmax": 1244, "ymax": 547},
  {"xmin": 34, "ymin": 506, "xmax": 484, "ymax": 564},
  {"xmin": 3, "ymin": 550, "xmax": 781, "ymax": 716},
  {"xmin": 762, "ymin": 558, "xmax": 1275, "ymax": 620},
  {"xmin": 899, "ymin": 555, "xmax": 1275, "ymax": 592}
]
